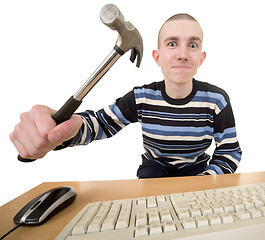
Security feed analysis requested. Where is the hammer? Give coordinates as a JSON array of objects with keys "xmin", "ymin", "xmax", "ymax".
[{"xmin": 18, "ymin": 4, "xmax": 143, "ymax": 162}]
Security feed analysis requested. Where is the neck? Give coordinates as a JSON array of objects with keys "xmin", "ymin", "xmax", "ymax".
[{"xmin": 165, "ymin": 79, "xmax": 193, "ymax": 99}]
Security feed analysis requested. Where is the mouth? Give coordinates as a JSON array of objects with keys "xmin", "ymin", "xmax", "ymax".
[{"xmin": 172, "ymin": 66, "xmax": 191, "ymax": 70}]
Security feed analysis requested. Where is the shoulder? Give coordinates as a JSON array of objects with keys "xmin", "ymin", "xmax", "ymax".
[
  {"xmin": 133, "ymin": 81, "xmax": 164, "ymax": 99},
  {"xmin": 195, "ymin": 79, "xmax": 230, "ymax": 100},
  {"xmin": 194, "ymin": 79, "xmax": 231, "ymax": 114},
  {"xmin": 134, "ymin": 81, "xmax": 163, "ymax": 91}
]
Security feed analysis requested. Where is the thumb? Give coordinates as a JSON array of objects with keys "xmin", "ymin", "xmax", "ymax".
[{"xmin": 48, "ymin": 115, "xmax": 83, "ymax": 144}]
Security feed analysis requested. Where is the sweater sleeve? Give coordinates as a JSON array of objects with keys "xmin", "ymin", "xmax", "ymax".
[
  {"xmin": 54, "ymin": 90, "xmax": 138, "ymax": 149},
  {"xmin": 202, "ymin": 94, "xmax": 242, "ymax": 175}
]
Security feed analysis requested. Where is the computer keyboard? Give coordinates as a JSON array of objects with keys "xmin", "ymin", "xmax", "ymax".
[{"xmin": 56, "ymin": 182, "xmax": 265, "ymax": 240}]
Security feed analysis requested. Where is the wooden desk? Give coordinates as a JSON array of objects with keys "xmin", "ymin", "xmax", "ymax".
[{"xmin": 1, "ymin": 172, "xmax": 265, "ymax": 240}]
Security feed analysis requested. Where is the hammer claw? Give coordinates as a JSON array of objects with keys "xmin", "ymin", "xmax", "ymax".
[
  {"xmin": 136, "ymin": 49, "xmax": 142, "ymax": 68},
  {"xmin": 130, "ymin": 48, "xmax": 137, "ymax": 64},
  {"xmin": 130, "ymin": 47, "xmax": 142, "ymax": 68}
]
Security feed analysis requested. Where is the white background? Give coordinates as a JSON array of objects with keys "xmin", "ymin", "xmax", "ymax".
[{"xmin": 0, "ymin": 0, "xmax": 264, "ymax": 206}]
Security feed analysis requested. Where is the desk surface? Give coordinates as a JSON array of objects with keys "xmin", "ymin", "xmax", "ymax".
[{"xmin": 1, "ymin": 172, "xmax": 265, "ymax": 239}]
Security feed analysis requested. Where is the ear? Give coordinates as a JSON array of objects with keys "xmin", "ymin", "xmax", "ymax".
[
  {"xmin": 199, "ymin": 51, "xmax": 206, "ymax": 66},
  {"xmin": 152, "ymin": 49, "xmax": 161, "ymax": 66}
]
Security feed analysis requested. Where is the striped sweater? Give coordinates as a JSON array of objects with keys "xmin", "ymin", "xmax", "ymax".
[{"xmin": 64, "ymin": 79, "xmax": 242, "ymax": 175}]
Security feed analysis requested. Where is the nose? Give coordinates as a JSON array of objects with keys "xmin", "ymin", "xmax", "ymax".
[{"xmin": 176, "ymin": 45, "xmax": 188, "ymax": 62}]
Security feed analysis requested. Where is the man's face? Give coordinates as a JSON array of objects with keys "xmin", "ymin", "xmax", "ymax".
[{"xmin": 153, "ymin": 20, "xmax": 206, "ymax": 86}]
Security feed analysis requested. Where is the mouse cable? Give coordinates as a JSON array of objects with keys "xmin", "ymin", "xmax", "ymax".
[{"xmin": 0, "ymin": 223, "xmax": 24, "ymax": 240}]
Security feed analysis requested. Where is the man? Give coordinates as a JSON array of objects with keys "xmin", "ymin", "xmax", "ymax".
[{"xmin": 10, "ymin": 14, "xmax": 242, "ymax": 178}]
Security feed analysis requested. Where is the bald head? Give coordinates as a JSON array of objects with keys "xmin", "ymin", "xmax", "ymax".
[{"xmin": 157, "ymin": 13, "xmax": 203, "ymax": 49}]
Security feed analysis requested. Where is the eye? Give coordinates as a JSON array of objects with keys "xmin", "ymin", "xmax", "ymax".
[
  {"xmin": 168, "ymin": 42, "xmax": 177, "ymax": 47},
  {"xmin": 189, "ymin": 43, "xmax": 198, "ymax": 49}
]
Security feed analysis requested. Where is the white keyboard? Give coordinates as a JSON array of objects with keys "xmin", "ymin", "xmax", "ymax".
[{"xmin": 56, "ymin": 182, "xmax": 265, "ymax": 240}]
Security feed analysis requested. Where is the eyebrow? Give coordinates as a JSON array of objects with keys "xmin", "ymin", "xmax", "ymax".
[
  {"xmin": 164, "ymin": 36, "xmax": 202, "ymax": 43},
  {"xmin": 190, "ymin": 36, "xmax": 202, "ymax": 42}
]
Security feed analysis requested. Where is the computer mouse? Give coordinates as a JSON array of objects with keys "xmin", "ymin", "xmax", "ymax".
[{"xmin": 13, "ymin": 186, "xmax": 77, "ymax": 225}]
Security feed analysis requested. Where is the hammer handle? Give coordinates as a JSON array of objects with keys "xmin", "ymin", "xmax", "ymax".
[
  {"xmin": 17, "ymin": 96, "xmax": 82, "ymax": 162},
  {"xmin": 52, "ymin": 96, "xmax": 82, "ymax": 125}
]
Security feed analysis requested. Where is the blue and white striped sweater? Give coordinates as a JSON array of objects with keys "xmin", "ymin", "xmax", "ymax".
[{"xmin": 68, "ymin": 79, "xmax": 241, "ymax": 175}]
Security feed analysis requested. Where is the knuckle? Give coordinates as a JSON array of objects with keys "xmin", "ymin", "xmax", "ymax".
[
  {"xmin": 26, "ymin": 149, "xmax": 37, "ymax": 159},
  {"xmin": 31, "ymin": 104, "xmax": 50, "ymax": 115},
  {"xmin": 9, "ymin": 131, "xmax": 16, "ymax": 142},
  {"xmin": 19, "ymin": 111, "xmax": 29, "ymax": 122},
  {"xmin": 31, "ymin": 104, "xmax": 46, "ymax": 117},
  {"xmin": 31, "ymin": 104, "xmax": 43, "ymax": 112},
  {"xmin": 34, "ymin": 138, "xmax": 48, "ymax": 150},
  {"xmin": 13, "ymin": 123, "xmax": 23, "ymax": 136},
  {"xmin": 39, "ymin": 128, "xmax": 50, "ymax": 139},
  {"xmin": 27, "ymin": 147, "xmax": 41, "ymax": 159}
]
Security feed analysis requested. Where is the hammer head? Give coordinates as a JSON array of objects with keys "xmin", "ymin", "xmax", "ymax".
[{"xmin": 100, "ymin": 4, "xmax": 143, "ymax": 68}]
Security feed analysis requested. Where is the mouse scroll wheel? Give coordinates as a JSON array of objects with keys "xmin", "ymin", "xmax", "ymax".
[{"xmin": 31, "ymin": 200, "xmax": 41, "ymax": 210}]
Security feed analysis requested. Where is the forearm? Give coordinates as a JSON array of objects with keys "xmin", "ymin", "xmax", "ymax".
[
  {"xmin": 202, "ymin": 127, "xmax": 242, "ymax": 175},
  {"xmin": 54, "ymin": 90, "xmax": 138, "ymax": 150}
]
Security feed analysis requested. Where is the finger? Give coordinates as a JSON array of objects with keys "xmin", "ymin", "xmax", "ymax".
[
  {"xmin": 9, "ymin": 130, "xmax": 29, "ymax": 159},
  {"xmin": 10, "ymin": 123, "xmax": 43, "ymax": 159},
  {"xmin": 31, "ymin": 105, "xmax": 57, "ymax": 138},
  {"xmin": 48, "ymin": 114, "xmax": 83, "ymax": 144},
  {"xmin": 12, "ymin": 106, "xmax": 56, "ymax": 159},
  {"xmin": 19, "ymin": 110, "xmax": 50, "ymax": 152}
]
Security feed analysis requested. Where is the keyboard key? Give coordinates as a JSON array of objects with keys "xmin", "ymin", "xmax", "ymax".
[
  {"xmin": 160, "ymin": 208, "xmax": 173, "ymax": 222},
  {"xmin": 157, "ymin": 195, "xmax": 166, "ymax": 202},
  {"xmin": 135, "ymin": 212, "xmax": 147, "ymax": 227},
  {"xmin": 135, "ymin": 225, "xmax": 148, "ymax": 237},
  {"xmin": 222, "ymin": 204, "xmax": 234, "ymax": 213},
  {"xmin": 208, "ymin": 214, "xmax": 222, "ymax": 225},
  {"xmin": 171, "ymin": 195, "xmax": 196, "ymax": 210},
  {"xmin": 259, "ymin": 206, "xmax": 265, "ymax": 216},
  {"xmin": 116, "ymin": 212, "xmax": 130, "ymax": 229},
  {"xmin": 196, "ymin": 216, "xmax": 209, "ymax": 227},
  {"xmin": 235, "ymin": 210, "xmax": 251, "ymax": 220},
  {"xmin": 243, "ymin": 201, "xmax": 255, "ymax": 209},
  {"xmin": 233, "ymin": 202, "xmax": 245, "ymax": 212},
  {"xmin": 201, "ymin": 206, "xmax": 213, "ymax": 216},
  {"xmin": 137, "ymin": 197, "xmax": 146, "ymax": 206},
  {"xmin": 147, "ymin": 196, "xmax": 157, "ymax": 208},
  {"xmin": 115, "ymin": 201, "xmax": 132, "ymax": 229},
  {"xmin": 101, "ymin": 217, "xmax": 116, "ymax": 231},
  {"xmin": 248, "ymin": 208, "xmax": 262, "ymax": 218},
  {"xmin": 189, "ymin": 208, "xmax": 201, "ymax": 217},
  {"xmin": 172, "ymin": 200, "xmax": 190, "ymax": 210},
  {"xmin": 163, "ymin": 221, "xmax": 176, "ymax": 232},
  {"xmin": 149, "ymin": 222, "xmax": 162, "ymax": 235},
  {"xmin": 148, "ymin": 209, "xmax": 160, "ymax": 224},
  {"xmin": 182, "ymin": 218, "xmax": 196, "ymax": 229},
  {"xmin": 190, "ymin": 203, "xmax": 201, "ymax": 209},
  {"xmin": 87, "ymin": 216, "xmax": 103, "ymax": 232},
  {"xmin": 212, "ymin": 204, "xmax": 224, "ymax": 214},
  {"xmin": 220, "ymin": 213, "xmax": 234, "ymax": 223},
  {"xmin": 253, "ymin": 200, "xmax": 264, "ymax": 208},
  {"xmin": 177, "ymin": 209, "xmax": 190, "ymax": 219}
]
